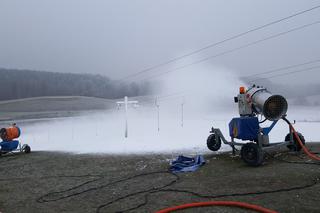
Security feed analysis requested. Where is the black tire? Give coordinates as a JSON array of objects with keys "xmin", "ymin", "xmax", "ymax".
[
  {"xmin": 24, "ymin": 145, "xmax": 31, "ymax": 153},
  {"xmin": 285, "ymin": 132, "xmax": 305, "ymax": 152},
  {"xmin": 241, "ymin": 143, "xmax": 264, "ymax": 166},
  {"xmin": 206, "ymin": 134, "xmax": 221, "ymax": 151}
]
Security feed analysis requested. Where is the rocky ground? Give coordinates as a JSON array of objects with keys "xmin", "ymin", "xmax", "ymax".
[{"xmin": 0, "ymin": 143, "xmax": 319, "ymax": 213}]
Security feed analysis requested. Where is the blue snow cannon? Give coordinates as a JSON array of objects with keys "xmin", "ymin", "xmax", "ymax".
[
  {"xmin": 206, "ymin": 85, "xmax": 304, "ymax": 166},
  {"xmin": 0, "ymin": 124, "xmax": 31, "ymax": 155}
]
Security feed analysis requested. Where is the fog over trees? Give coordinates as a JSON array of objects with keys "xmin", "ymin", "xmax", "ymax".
[
  {"xmin": 0, "ymin": 69, "xmax": 152, "ymax": 101},
  {"xmin": 0, "ymin": 68, "xmax": 319, "ymax": 106}
]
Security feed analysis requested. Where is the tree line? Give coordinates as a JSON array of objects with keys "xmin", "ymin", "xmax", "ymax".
[{"xmin": 0, "ymin": 68, "xmax": 152, "ymax": 100}]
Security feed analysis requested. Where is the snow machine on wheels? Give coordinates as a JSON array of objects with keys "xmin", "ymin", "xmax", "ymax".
[
  {"xmin": 207, "ymin": 85, "xmax": 304, "ymax": 166},
  {"xmin": 0, "ymin": 124, "xmax": 31, "ymax": 156}
]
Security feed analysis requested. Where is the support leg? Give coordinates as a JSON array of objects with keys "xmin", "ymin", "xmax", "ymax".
[
  {"xmin": 231, "ymin": 138, "xmax": 236, "ymax": 156},
  {"xmin": 232, "ymin": 145, "xmax": 236, "ymax": 156}
]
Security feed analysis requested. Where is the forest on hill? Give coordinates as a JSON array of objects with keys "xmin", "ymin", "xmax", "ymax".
[{"xmin": 0, "ymin": 68, "xmax": 152, "ymax": 101}]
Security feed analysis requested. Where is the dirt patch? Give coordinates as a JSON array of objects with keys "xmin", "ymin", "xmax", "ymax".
[{"xmin": 0, "ymin": 143, "xmax": 319, "ymax": 213}]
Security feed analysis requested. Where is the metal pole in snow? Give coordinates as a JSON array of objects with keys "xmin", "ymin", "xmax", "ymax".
[
  {"xmin": 181, "ymin": 97, "xmax": 185, "ymax": 127},
  {"xmin": 125, "ymin": 96, "xmax": 128, "ymax": 138},
  {"xmin": 116, "ymin": 96, "xmax": 138, "ymax": 138},
  {"xmin": 155, "ymin": 98, "xmax": 160, "ymax": 132}
]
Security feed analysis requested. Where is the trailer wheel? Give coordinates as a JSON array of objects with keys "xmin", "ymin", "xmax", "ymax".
[
  {"xmin": 207, "ymin": 134, "xmax": 221, "ymax": 151},
  {"xmin": 24, "ymin": 145, "xmax": 31, "ymax": 153},
  {"xmin": 241, "ymin": 143, "xmax": 264, "ymax": 166},
  {"xmin": 285, "ymin": 132, "xmax": 305, "ymax": 152}
]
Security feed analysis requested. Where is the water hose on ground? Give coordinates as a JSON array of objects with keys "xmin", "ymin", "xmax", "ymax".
[
  {"xmin": 156, "ymin": 117, "xmax": 320, "ymax": 213},
  {"xmin": 282, "ymin": 117, "xmax": 320, "ymax": 161},
  {"xmin": 156, "ymin": 201, "xmax": 277, "ymax": 213}
]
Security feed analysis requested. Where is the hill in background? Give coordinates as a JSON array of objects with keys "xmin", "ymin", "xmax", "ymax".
[{"xmin": 0, "ymin": 68, "xmax": 152, "ymax": 101}]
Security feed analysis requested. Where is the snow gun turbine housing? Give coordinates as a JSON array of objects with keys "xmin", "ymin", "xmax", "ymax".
[
  {"xmin": 206, "ymin": 85, "xmax": 304, "ymax": 167},
  {"xmin": 235, "ymin": 85, "xmax": 288, "ymax": 121}
]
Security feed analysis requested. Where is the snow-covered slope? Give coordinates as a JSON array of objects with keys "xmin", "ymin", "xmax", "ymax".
[{"xmin": 17, "ymin": 104, "xmax": 320, "ymax": 154}]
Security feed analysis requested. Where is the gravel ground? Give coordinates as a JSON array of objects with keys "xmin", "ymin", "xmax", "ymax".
[{"xmin": 0, "ymin": 143, "xmax": 319, "ymax": 213}]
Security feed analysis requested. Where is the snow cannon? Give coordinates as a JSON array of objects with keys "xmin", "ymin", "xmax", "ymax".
[
  {"xmin": 0, "ymin": 125, "xmax": 21, "ymax": 141},
  {"xmin": 206, "ymin": 85, "xmax": 304, "ymax": 166},
  {"xmin": 0, "ymin": 124, "xmax": 31, "ymax": 156},
  {"xmin": 239, "ymin": 86, "xmax": 288, "ymax": 121}
]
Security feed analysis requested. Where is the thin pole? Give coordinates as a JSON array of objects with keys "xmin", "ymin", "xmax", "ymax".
[
  {"xmin": 116, "ymin": 96, "xmax": 138, "ymax": 138},
  {"xmin": 181, "ymin": 97, "xmax": 185, "ymax": 127},
  {"xmin": 155, "ymin": 98, "xmax": 160, "ymax": 132},
  {"xmin": 125, "ymin": 96, "xmax": 128, "ymax": 138}
]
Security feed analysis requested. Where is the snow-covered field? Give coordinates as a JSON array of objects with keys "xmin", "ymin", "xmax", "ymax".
[
  {"xmin": 5, "ymin": 66, "xmax": 320, "ymax": 154},
  {"xmin": 14, "ymin": 104, "xmax": 320, "ymax": 154}
]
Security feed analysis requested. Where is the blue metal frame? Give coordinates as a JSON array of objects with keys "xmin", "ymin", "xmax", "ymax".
[{"xmin": 261, "ymin": 120, "xmax": 278, "ymax": 135}]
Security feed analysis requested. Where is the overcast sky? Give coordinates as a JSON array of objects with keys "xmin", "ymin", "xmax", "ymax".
[{"xmin": 0, "ymin": 0, "xmax": 320, "ymax": 84}]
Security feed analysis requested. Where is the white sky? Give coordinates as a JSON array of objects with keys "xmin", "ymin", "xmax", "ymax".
[{"xmin": 0, "ymin": 0, "xmax": 320, "ymax": 84}]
